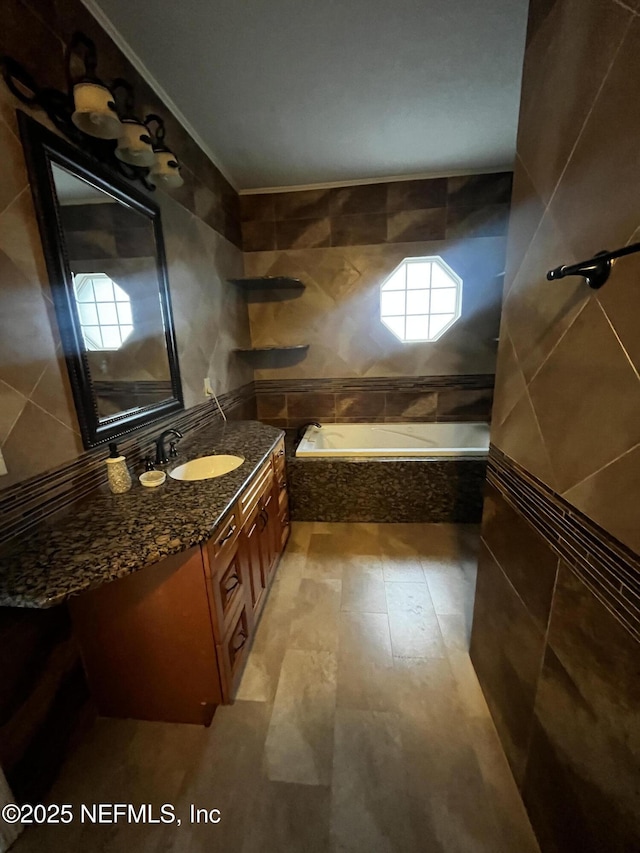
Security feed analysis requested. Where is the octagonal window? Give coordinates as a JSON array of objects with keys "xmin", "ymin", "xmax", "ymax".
[
  {"xmin": 380, "ymin": 256, "xmax": 462, "ymax": 342},
  {"xmin": 73, "ymin": 273, "xmax": 133, "ymax": 351}
]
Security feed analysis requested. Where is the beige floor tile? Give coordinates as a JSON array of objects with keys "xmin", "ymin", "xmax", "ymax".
[
  {"xmin": 288, "ymin": 577, "xmax": 342, "ymax": 653},
  {"xmin": 313, "ymin": 522, "xmax": 379, "ymax": 542},
  {"xmin": 385, "ymin": 581, "xmax": 446, "ymax": 658},
  {"xmin": 341, "ymin": 565, "xmax": 387, "ymax": 613},
  {"xmin": 385, "ymin": 580, "xmax": 434, "ymax": 613},
  {"xmin": 393, "ymin": 658, "xmax": 513, "ymax": 853},
  {"xmin": 303, "ymin": 534, "xmax": 347, "ymax": 580},
  {"xmin": 241, "ymin": 780, "xmax": 331, "ymax": 853},
  {"xmin": 381, "ymin": 556, "xmax": 426, "ymax": 583},
  {"xmin": 447, "ymin": 651, "xmax": 494, "ymax": 722},
  {"xmin": 287, "ymin": 521, "xmax": 314, "ymax": 552},
  {"xmin": 437, "ymin": 612, "xmax": 472, "ymax": 653},
  {"xmin": 331, "ymin": 708, "xmax": 417, "ymax": 852},
  {"xmin": 264, "ymin": 649, "xmax": 337, "ymax": 786},
  {"xmin": 387, "ymin": 609, "xmax": 447, "ymax": 658},
  {"xmin": 336, "ymin": 611, "xmax": 395, "ymax": 712},
  {"xmin": 423, "ymin": 563, "xmax": 475, "ymax": 618}
]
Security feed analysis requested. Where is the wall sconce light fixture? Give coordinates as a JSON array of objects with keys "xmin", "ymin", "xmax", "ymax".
[
  {"xmin": 113, "ymin": 79, "xmax": 155, "ymax": 167},
  {"xmin": 0, "ymin": 32, "xmax": 182, "ymax": 193},
  {"xmin": 69, "ymin": 33, "xmax": 121, "ymax": 140},
  {"xmin": 146, "ymin": 114, "xmax": 184, "ymax": 188},
  {"xmin": 547, "ymin": 241, "xmax": 640, "ymax": 289}
]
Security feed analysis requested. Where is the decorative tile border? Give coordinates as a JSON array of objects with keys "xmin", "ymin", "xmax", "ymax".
[
  {"xmin": 255, "ymin": 374, "xmax": 494, "ymax": 393},
  {"xmin": 488, "ymin": 445, "xmax": 640, "ymax": 643},
  {"xmin": 0, "ymin": 383, "xmax": 255, "ymax": 549}
]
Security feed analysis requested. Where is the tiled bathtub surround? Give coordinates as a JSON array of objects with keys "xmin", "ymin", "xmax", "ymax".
[
  {"xmin": 286, "ymin": 456, "xmax": 486, "ymax": 524},
  {"xmin": 472, "ymin": 1, "xmax": 640, "ymax": 850},
  {"xmin": 255, "ymin": 375, "xmax": 494, "ymax": 428}
]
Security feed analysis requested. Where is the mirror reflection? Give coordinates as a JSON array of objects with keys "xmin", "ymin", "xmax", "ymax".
[{"xmin": 52, "ymin": 164, "xmax": 173, "ymax": 421}]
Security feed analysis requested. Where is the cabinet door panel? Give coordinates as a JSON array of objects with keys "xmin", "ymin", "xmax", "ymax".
[
  {"xmin": 70, "ymin": 546, "xmax": 222, "ymax": 725},
  {"xmin": 218, "ymin": 602, "xmax": 251, "ymax": 698},
  {"xmin": 210, "ymin": 546, "xmax": 246, "ymax": 641},
  {"xmin": 242, "ymin": 514, "xmax": 266, "ymax": 617}
]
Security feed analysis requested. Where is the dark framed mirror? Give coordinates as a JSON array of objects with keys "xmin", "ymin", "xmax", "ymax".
[{"xmin": 18, "ymin": 112, "xmax": 184, "ymax": 448}]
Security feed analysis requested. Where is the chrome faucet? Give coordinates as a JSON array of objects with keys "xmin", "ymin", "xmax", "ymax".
[
  {"xmin": 296, "ymin": 421, "xmax": 321, "ymax": 442},
  {"xmin": 154, "ymin": 428, "xmax": 183, "ymax": 465}
]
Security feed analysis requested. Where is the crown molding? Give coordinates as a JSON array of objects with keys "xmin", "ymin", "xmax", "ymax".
[
  {"xmin": 238, "ymin": 164, "xmax": 514, "ymax": 195},
  {"xmin": 80, "ymin": 0, "xmax": 238, "ymax": 190}
]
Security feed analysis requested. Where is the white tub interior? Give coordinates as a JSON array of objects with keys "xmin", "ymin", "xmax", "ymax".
[{"xmin": 296, "ymin": 422, "xmax": 490, "ymax": 458}]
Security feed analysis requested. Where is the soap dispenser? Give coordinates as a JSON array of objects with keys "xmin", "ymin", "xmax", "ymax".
[{"xmin": 106, "ymin": 442, "xmax": 132, "ymax": 494}]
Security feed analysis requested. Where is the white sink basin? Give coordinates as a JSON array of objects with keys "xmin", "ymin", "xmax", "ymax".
[{"xmin": 169, "ymin": 454, "xmax": 244, "ymax": 482}]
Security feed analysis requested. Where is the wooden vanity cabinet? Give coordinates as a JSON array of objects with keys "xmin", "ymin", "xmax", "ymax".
[
  {"xmin": 70, "ymin": 439, "xmax": 289, "ymax": 725},
  {"xmin": 69, "ymin": 545, "xmax": 223, "ymax": 726}
]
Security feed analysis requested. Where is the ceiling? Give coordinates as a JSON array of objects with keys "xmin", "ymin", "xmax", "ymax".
[{"xmin": 91, "ymin": 0, "xmax": 529, "ymax": 191}]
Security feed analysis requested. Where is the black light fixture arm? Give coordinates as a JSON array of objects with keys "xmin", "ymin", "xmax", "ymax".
[
  {"xmin": 1, "ymin": 32, "xmax": 182, "ymax": 193},
  {"xmin": 547, "ymin": 241, "xmax": 640, "ymax": 289}
]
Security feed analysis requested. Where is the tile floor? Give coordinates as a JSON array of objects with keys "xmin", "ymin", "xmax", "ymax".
[{"xmin": 12, "ymin": 523, "xmax": 540, "ymax": 852}]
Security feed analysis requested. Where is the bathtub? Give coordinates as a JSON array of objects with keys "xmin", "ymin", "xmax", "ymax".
[{"xmin": 296, "ymin": 422, "xmax": 490, "ymax": 458}]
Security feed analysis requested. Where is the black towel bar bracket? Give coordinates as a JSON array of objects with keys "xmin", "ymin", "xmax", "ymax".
[{"xmin": 547, "ymin": 241, "xmax": 640, "ymax": 289}]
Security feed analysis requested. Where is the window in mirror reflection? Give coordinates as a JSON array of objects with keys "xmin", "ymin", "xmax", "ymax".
[{"xmin": 74, "ymin": 273, "xmax": 134, "ymax": 351}]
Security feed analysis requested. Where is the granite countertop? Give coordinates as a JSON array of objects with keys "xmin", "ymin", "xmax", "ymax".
[{"xmin": 0, "ymin": 421, "xmax": 284, "ymax": 609}]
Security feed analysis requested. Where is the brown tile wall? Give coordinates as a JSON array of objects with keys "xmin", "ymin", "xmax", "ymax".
[
  {"xmin": 490, "ymin": 0, "xmax": 640, "ymax": 556},
  {"xmin": 254, "ymin": 376, "xmax": 494, "ymax": 429},
  {"xmin": 240, "ymin": 174, "xmax": 512, "ymax": 251},
  {"xmin": 0, "ymin": 0, "xmax": 252, "ymax": 493},
  {"xmin": 0, "ymin": 0, "xmax": 251, "ymax": 808},
  {"xmin": 244, "ymin": 244, "xmax": 507, "ymax": 382},
  {"xmin": 471, "ymin": 451, "xmax": 640, "ymax": 851},
  {"xmin": 241, "ymin": 173, "xmax": 510, "ymax": 381},
  {"xmin": 472, "ymin": 3, "xmax": 640, "ymax": 848}
]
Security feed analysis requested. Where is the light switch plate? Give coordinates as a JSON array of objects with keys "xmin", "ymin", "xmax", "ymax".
[{"xmin": 0, "ymin": 449, "xmax": 7, "ymax": 476}]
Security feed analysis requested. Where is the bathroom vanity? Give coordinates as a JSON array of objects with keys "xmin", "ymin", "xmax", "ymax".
[{"xmin": 0, "ymin": 423, "xmax": 289, "ymax": 727}]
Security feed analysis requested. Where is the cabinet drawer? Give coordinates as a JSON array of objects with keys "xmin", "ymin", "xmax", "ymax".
[
  {"xmin": 207, "ymin": 507, "xmax": 240, "ymax": 569},
  {"xmin": 240, "ymin": 460, "xmax": 273, "ymax": 520}
]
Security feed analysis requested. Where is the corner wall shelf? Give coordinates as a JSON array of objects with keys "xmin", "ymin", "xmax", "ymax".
[
  {"xmin": 229, "ymin": 276, "xmax": 305, "ymax": 292},
  {"xmin": 233, "ymin": 345, "xmax": 310, "ymax": 355}
]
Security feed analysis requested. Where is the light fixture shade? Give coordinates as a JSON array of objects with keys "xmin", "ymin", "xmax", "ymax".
[
  {"xmin": 72, "ymin": 81, "xmax": 121, "ymax": 139},
  {"xmin": 115, "ymin": 118, "xmax": 155, "ymax": 166},
  {"xmin": 150, "ymin": 149, "xmax": 184, "ymax": 188}
]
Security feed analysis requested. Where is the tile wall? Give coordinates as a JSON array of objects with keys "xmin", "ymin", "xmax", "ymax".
[
  {"xmin": 255, "ymin": 375, "xmax": 494, "ymax": 429},
  {"xmin": 0, "ymin": 0, "xmax": 251, "ymax": 492},
  {"xmin": 471, "ymin": 1, "xmax": 640, "ymax": 850},
  {"xmin": 241, "ymin": 174, "xmax": 511, "ymax": 386},
  {"xmin": 0, "ymin": 0, "xmax": 252, "ymax": 809},
  {"xmin": 240, "ymin": 174, "xmax": 512, "ymax": 252}
]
